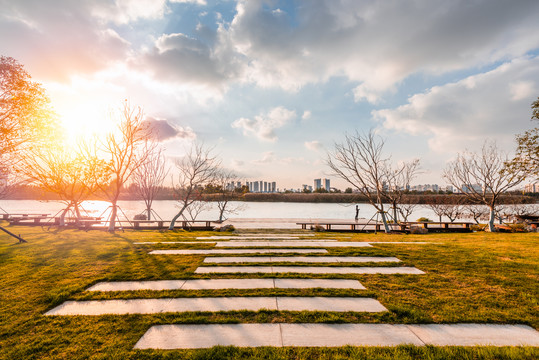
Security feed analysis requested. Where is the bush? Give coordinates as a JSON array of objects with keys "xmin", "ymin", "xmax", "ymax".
[
  {"xmin": 311, "ymin": 225, "xmax": 325, "ymax": 232},
  {"xmin": 410, "ymin": 226, "xmax": 428, "ymax": 234},
  {"xmin": 416, "ymin": 217, "xmax": 432, "ymax": 222},
  {"xmin": 218, "ymin": 225, "xmax": 235, "ymax": 232},
  {"xmin": 470, "ymin": 224, "xmax": 487, "ymax": 232}
]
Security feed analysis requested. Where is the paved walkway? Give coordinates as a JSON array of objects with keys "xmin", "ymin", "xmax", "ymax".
[
  {"xmin": 203, "ymin": 256, "xmax": 401, "ymax": 263},
  {"xmin": 150, "ymin": 249, "xmax": 328, "ymax": 254},
  {"xmin": 134, "ymin": 323, "xmax": 539, "ymax": 349},
  {"xmin": 87, "ymin": 278, "xmax": 366, "ymax": 291},
  {"xmin": 45, "ymin": 297, "xmax": 387, "ymax": 315},
  {"xmin": 195, "ymin": 266, "xmax": 425, "ymax": 274}
]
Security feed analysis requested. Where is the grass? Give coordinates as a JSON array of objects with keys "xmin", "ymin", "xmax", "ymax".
[{"xmin": 0, "ymin": 225, "xmax": 538, "ymax": 359}]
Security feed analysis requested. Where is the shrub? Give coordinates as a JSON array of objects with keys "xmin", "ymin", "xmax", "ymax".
[
  {"xmin": 470, "ymin": 224, "xmax": 487, "ymax": 232},
  {"xmin": 416, "ymin": 217, "xmax": 432, "ymax": 222},
  {"xmin": 410, "ymin": 226, "xmax": 428, "ymax": 234}
]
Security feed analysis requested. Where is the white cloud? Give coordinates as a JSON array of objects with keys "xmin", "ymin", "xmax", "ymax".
[
  {"xmin": 143, "ymin": 117, "xmax": 196, "ymax": 142},
  {"xmin": 252, "ymin": 151, "xmax": 276, "ymax": 164},
  {"xmin": 304, "ymin": 140, "xmax": 323, "ymax": 152},
  {"xmin": 231, "ymin": 106, "xmax": 296, "ymax": 142},
  {"xmin": 227, "ymin": 0, "xmax": 539, "ymax": 100},
  {"xmin": 372, "ymin": 56, "xmax": 539, "ymax": 154},
  {"xmin": 302, "ymin": 110, "xmax": 312, "ymax": 121}
]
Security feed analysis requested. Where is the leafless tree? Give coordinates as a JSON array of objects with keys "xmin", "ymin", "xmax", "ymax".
[
  {"xmin": 443, "ymin": 141, "xmax": 528, "ymax": 232},
  {"xmin": 397, "ymin": 199, "xmax": 419, "ymax": 222},
  {"xmin": 16, "ymin": 145, "xmax": 106, "ymax": 225},
  {"xmin": 385, "ymin": 159, "xmax": 420, "ymax": 222},
  {"xmin": 463, "ymin": 204, "xmax": 490, "ymax": 224},
  {"xmin": 169, "ymin": 143, "xmax": 219, "ymax": 230},
  {"xmin": 213, "ymin": 169, "xmax": 246, "ymax": 222},
  {"xmin": 182, "ymin": 200, "xmax": 211, "ymax": 222},
  {"xmin": 132, "ymin": 144, "xmax": 168, "ymax": 220},
  {"xmin": 85, "ymin": 102, "xmax": 154, "ymax": 231},
  {"xmin": 327, "ymin": 130, "xmax": 414, "ymax": 232}
]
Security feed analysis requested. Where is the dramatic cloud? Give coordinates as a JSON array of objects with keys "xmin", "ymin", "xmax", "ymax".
[
  {"xmin": 373, "ymin": 56, "xmax": 539, "ymax": 153},
  {"xmin": 143, "ymin": 117, "xmax": 196, "ymax": 142},
  {"xmin": 232, "ymin": 106, "xmax": 296, "ymax": 142},
  {"xmin": 227, "ymin": 0, "xmax": 539, "ymax": 100}
]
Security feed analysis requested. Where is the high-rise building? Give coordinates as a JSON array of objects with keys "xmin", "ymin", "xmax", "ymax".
[
  {"xmin": 314, "ymin": 178, "xmax": 322, "ymax": 190},
  {"xmin": 323, "ymin": 178, "xmax": 330, "ymax": 191},
  {"xmin": 271, "ymin": 182, "xmax": 276, "ymax": 193}
]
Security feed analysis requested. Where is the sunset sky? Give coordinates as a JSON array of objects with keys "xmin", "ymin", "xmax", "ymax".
[{"xmin": 2, "ymin": 0, "xmax": 539, "ymax": 189}]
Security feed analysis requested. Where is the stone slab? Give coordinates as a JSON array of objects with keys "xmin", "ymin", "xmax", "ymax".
[
  {"xmin": 149, "ymin": 249, "xmax": 328, "ymax": 255},
  {"xmin": 203, "ymin": 256, "xmax": 400, "ymax": 264},
  {"xmin": 281, "ymin": 323, "xmax": 423, "ymax": 346},
  {"xmin": 197, "ymin": 236, "xmax": 301, "ymax": 239},
  {"xmin": 87, "ymin": 280, "xmax": 188, "ymax": 292},
  {"xmin": 134, "ymin": 323, "xmax": 539, "ymax": 349},
  {"xmin": 45, "ymin": 296, "xmax": 384, "ymax": 315},
  {"xmin": 277, "ymin": 297, "xmax": 387, "ymax": 312},
  {"xmin": 134, "ymin": 324, "xmax": 283, "ymax": 349},
  {"xmin": 407, "ymin": 324, "xmax": 539, "ymax": 346},
  {"xmin": 134, "ymin": 241, "xmax": 216, "ymax": 244},
  {"xmin": 195, "ymin": 266, "xmax": 425, "ymax": 275},
  {"xmin": 216, "ymin": 241, "xmax": 372, "ymax": 248},
  {"xmin": 87, "ymin": 278, "xmax": 365, "ymax": 291}
]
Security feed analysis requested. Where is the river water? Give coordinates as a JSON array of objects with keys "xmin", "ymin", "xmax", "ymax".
[{"xmin": 0, "ymin": 199, "xmax": 472, "ymax": 229}]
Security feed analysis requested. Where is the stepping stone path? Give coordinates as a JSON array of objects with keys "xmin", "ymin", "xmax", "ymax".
[{"xmin": 44, "ymin": 232, "xmax": 539, "ymax": 349}]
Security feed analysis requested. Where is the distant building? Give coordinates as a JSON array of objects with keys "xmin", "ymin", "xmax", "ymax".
[
  {"xmin": 461, "ymin": 184, "xmax": 482, "ymax": 193},
  {"xmin": 303, "ymin": 184, "xmax": 313, "ymax": 192},
  {"xmin": 323, "ymin": 178, "xmax": 330, "ymax": 191},
  {"xmin": 314, "ymin": 178, "xmax": 322, "ymax": 190},
  {"xmin": 524, "ymin": 183, "xmax": 539, "ymax": 193}
]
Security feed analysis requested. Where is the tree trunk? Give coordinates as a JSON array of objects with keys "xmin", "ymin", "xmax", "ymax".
[
  {"xmin": 146, "ymin": 205, "xmax": 152, "ymax": 221},
  {"xmin": 488, "ymin": 207, "xmax": 496, "ymax": 232},
  {"xmin": 392, "ymin": 201, "xmax": 398, "ymax": 223},
  {"xmin": 59, "ymin": 205, "xmax": 71, "ymax": 226},
  {"xmin": 169, "ymin": 203, "xmax": 188, "ymax": 230},
  {"xmin": 108, "ymin": 203, "xmax": 117, "ymax": 232},
  {"xmin": 380, "ymin": 211, "xmax": 391, "ymax": 233}
]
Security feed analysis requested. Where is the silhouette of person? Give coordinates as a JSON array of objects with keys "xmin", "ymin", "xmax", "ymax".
[{"xmin": 355, "ymin": 205, "xmax": 359, "ymax": 221}]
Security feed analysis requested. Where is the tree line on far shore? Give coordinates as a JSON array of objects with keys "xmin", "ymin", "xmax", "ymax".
[{"xmin": 1, "ymin": 56, "xmax": 538, "ymax": 232}]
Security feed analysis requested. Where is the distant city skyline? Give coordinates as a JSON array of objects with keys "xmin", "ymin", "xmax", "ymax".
[{"xmin": 2, "ymin": 1, "xmax": 538, "ymax": 189}]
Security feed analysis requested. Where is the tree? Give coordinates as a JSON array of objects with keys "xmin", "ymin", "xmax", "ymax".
[
  {"xmin": 212, "ymin": 169, "xmax": 245, "ymax": 222},
  {"xmin": 327, "ymin": 131, "xmax": 393, "ymax": 232},
  {"xmin": 1, "ymin": 56, "xmax": 56, "ymax": 199},
  {"xmin": 85, "ymin": 102, "xmax": 153, "ymax": 231},
  {"xmin": 384, "ymin": 159, "xmax": 420, "ymax": 222},
  {"xmin": 16, "ymin": 145, "xmax": 106, "ymax": 225},
  {"xmin": 443, "ymin": 141, "xmax": 527, "ymax": 232},
  {"xmin": 132, "ymin": 144, "xmax": 168, "ymax": 220},
  {"xmin": 511, "ymin": 97, "xmax": 539, "ymax": 179},
  {"xmin": 463, "ymin": 204, "xmax": 489, "ymax": 224},
  {"xmin": 169, "ymin": 143, "xmax": 219, "ymax": 230}
]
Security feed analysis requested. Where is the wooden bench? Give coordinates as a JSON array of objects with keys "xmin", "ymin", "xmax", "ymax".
[
  {"xmin": 402, "ymin": 221, "xmax": 473, "ymax": 232},
  {"xmin": 296, "ymin": 221, "xmax": 407, "ymax": 232}
]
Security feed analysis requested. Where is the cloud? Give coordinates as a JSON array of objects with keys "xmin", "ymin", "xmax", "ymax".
[
  {"xmin": 372, "ymin": 56, "xmax": 539, "ymax": 154},
  {"xmin": 304, "ymin": 140, "xmax": 324, "ymax": 152},
  {"xmin": 227, "ymin": 0, "xmax": 539, "ymax": 100},
  {"xmin": 0, "ymin": 0, "xmax": 130, "ymax": 81},
  {"xmin": 302, "ymin": 110, "xmax": 312, "ymax": 121},
  {"xmin": 252, "ymin": 151, "xmax": 276, "ymax": 164},
  {"xmin": 231, "ymin": 106, "xmax": 296, "ymax": 142},
  {"xmin": 143, "ymin": 117, "xmax": 196, "ymax": 142}
]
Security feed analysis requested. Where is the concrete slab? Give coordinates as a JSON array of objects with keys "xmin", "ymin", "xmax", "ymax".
[
  {"xmin": 277, "ymin": 297, "xmax": 387, "ymax": 312},
  {"xmin": 273, "ymin": 279, "xmax": 365, "ymax": 289},
  {"xmin": 134, "ymin": 324, "xmax": 283, "ymax": 349},
  {"xmin": 195, "ymin": 266, "xmax": 425, "ymax": 275},
  {"xmin": 45, "ymin": 296, "xmax": 384, "ymax": 315},
  {"xmin": 408, "ymin": 324, "xmax": 539, "ymax": 346},
  {"xmin": 197, "ymin": 236, "xmax": 301, "ymax": 239},
  {"xmin": 281, "ymin": 323, "xmax": 423, "ymax": 347},
  {"xmin": 216, "ymin": 241, "xmax": 373, "ymax": 248},
  {"xmin": 87, "ymin": 278, "xmax": 365, "ymax": 291},
  {"xmin": 134, "ymin": 241, "xmax": 216, "ymax": 244},
  {"xmin": 203, "ymin": 256, "xmax": 400, "ymax": 264},
  {"xmin": 87, "ymin": 280, "xmax": 187, "ymax": 292},
  {"xmin": 134, "ymin": 323, "xmax": 539, "ymax": 349},
  {"xmin": 149, "ymin": 249, "xmax": 328, "ymax": 255}
]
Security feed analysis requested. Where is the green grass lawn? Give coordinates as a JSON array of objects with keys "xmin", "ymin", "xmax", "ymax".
[{"xmin": 0, "ymin": 225, "xmax": 537, "ymax": 359}]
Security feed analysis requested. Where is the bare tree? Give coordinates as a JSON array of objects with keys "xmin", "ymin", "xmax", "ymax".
[
  {"xmin": 132, "ymin": 144, "xmax": 168, "ymax": 220},
  {"xmin": 385, "ymin": 159, "xmax": 420, "ymax": 222},
  {"xmin": 397, "ymin": 198, "xmax": 419, "ymax": 222},
  {"xmin": 327, "ymin": 131, "xmax": 393, "ymax": 232},
  {"xmin": 463, "ymin": 204, "xmax": 490, "ymax": 224},
  {"xmin": 182, "ymin": 200, "xmax": 211, "ymax": 222},
  {"xmin": 85, "ymin": 102, "xmax": 154, "ymax": 231},
  {"xmin": 16, "ymin": 145, "xmax": 106, "ymax": 225},
  {"xmin": 212, "ymin": 169, "xmax": 246, "ymax": 222},
  {"xmin": 169, "ymin": 143, "xmax": 219, "ymax": 230},
  {"xmin": 443, "ymin": 141, "xmax": 528, "ymax": 232}
]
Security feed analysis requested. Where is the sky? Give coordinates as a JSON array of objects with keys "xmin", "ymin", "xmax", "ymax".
[{"xmin": 1, "ymin": 0, "xmax": 539, "ymax": 190}]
